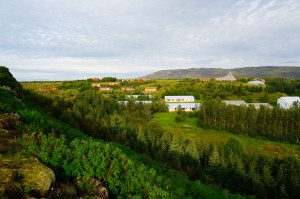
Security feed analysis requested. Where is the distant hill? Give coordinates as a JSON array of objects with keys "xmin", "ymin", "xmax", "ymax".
[{"xmin": 142, "ymin": 66, "xmax": 300, "ymax": 79}]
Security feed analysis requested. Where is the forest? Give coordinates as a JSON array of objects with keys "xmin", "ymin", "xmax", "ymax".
[
  {"xmin": 19, "ymin": 76, "xmax": 300, "ymax": 198},
  {"xmin": 1, "ymin": 66, "xmax": 300, "ymax": 198}
]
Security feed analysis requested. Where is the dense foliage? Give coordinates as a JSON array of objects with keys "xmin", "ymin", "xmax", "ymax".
[
  {"xmin": 21, "ymin": 87, "xmax": 300, "ymax": 198},
  {"xmin": 0, "ymin": 87, "xmax": 250, "ymax": 198},
  {"xmin": 197, "ymin": 99, "xmax": 300, "ymax": 144},
  {"xmin": 21, "ymin": 133, "xmax": 249, "ymax": 199},
  {"xmin": 266, "ymin": 78, "xmax": 300, "ymax": 96}
]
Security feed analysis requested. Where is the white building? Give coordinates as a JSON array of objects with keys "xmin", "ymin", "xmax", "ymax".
[
  {"xmin": 247, "ymin": 103, "xmax": 272, "ymax": 109},
  {"xmin": 247, "ymin": 80, "xmax": 265, "ymax": 85},
  {"xmin": 216, "ymin": 72, "xmax": 236, "ymax": 81},
  {"xmin": 118, "ymin": 101, "xmax": 152, "ymax": 105},
  {"xmin": 223, "ymin": 100, "xmax": 247, "ymax": 106},
  {"xmin": 167, "ymin": 103, "xmax": 201, "ymax": 112},
  {"xmin": 277, "ymin": 96, "xmax": 300, "ymax": 109},
  {"xmin": 126, "ymin": 95, "xmax": 154, "ymax": 100},
  {"xmin": 165, "ymin": 96, "xmax": 195, "ymax": 102}
]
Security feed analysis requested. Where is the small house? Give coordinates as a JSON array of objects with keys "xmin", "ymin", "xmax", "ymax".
[
  {"xmin": 165, "ymin": 96, "xmax": 195, "ymax": 102},
  {"xmin": 99, "ymin": 86, "xmax": 112, "ymax": 91},
  {"xmin": 122, "ymin": 86, "xmax": 134, "ymax": 91},
  {"xmin": 92, "ymin": 84, "xmax": 101, "ymax": 88},
  {"xmin": 50, "ymin": 86, "xmax": 58, "ymax": 91},
  {"xmin": 277, "ymin": 96, "xmax": 300, "ymax": 109},
  {"xmin": 144, "ymin": 87, "xmax": 157, "ymax": 92}
]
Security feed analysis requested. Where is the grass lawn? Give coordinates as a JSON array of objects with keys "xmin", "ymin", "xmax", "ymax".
[{"xmin": 153, "ymin": 112, "xmax": 300, "ymax": 158}]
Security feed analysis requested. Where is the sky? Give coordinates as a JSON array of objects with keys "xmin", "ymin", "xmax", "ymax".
[{"xmin": 1, "ymin": 0, "xmax": 300, "ymax": 81}]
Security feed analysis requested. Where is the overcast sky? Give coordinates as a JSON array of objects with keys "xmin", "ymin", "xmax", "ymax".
[{"xmin": 1, "ymin": 0, "xmax": 300, "ymax": 81}]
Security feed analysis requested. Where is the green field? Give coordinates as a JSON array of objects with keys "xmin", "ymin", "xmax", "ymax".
[{"xmin": 152, "ymin": 112, "xmax": 300, "ymax": 158}]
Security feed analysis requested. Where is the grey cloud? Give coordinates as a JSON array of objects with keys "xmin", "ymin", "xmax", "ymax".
[{"xmin": 0, "ymin": 0, "xmax": 300, "ymax": 80}]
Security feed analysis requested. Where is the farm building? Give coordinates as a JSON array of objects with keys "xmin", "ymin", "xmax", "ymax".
[
  {"xmin": 50, "ymin": 86, "xmax": 58, "ymax": 91},
  {"xmin": 126, "ymin": 95, "xmax": 153, "ymax": 100},
  {"xmin": 166, "ymin": 103, "xmax": 201, "ymax": 112},
  {"xmin": 216, "ymin": 72, "xmax": 236, "ymax": 81},
  {"xmin": 223, "ymin": 100, "xmax": 247, "ymax": 106},
  {"xmin": 165, "ymin": 96, "xmax": 195, "ymax": 102},
  {"xmin": 126, "ymin": 95, "xmax": 140, "ymax": 99},
  {"xmin": 99, "ymin": 86, "xmax": 112, "ymax": 91},
  {"xmin": 247, "ymin": 80, "xmax": 265, "ymax": 85},
  {"xmin": 91, "ymin": 84, "xmax": 101, "ymax": 88},
  {"xmin": 247, "ymin": 103, "xmax": 272, "ymax": 109},
  {"xmin": 118, "ymin": 101, "xmax": 152, "ymax": 105},
  {"xmin": 144, "ymin": 87, "xmax": 157, "ymax": 92},
  {"xmin": 122, "ymin": 86, "xmax": 134, "ymax": 91},
  {"xmin": 277, "ymin": 96, "xmax": 300, "ymax": 109}
]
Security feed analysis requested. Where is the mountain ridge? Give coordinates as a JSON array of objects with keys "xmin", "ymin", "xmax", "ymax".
[{"xmin": 142, "ymin": 66, "xmax": 300, "ymax": 79}]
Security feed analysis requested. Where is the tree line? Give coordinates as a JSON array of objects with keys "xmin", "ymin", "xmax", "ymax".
[
  {"xmin": 197, "ymin": 99, "xmax": 300, "ymax": 144},
  {"xmin": 266, "ymin": 78, "xmax": 300, "ymax": 96}
]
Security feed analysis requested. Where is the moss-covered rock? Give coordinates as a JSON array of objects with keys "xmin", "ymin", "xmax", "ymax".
[
  {"xmin": 0, "ymin": 113, "xmax": 55, "ymax": 198},
  {"xmin": 0, "ymin": 157, "xmax": 55, "ymax": 198},
  {"xmin": 0, "ymin": 113, "xmax": 20, "ymax": 130}
]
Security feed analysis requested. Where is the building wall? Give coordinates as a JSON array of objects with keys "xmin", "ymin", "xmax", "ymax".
[
  {"xmin": 165, "ymin": 98, "xmax": 194, "ymax": 102},
  {"xmin": 145, "ymin": 88, "xmax": 157, "ymax": 92}
]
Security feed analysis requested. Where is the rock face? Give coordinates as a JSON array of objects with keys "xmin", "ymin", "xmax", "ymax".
[
  {"xmin": 89, "ymin": 178, "xmax": 109, "ymax": 199},
  {"xmin": 76, "ymin": 177, "xmax": 109, "ymax": 199},
  {"xmin": 0, "ymin": 113, "xmax": 56, "ymax": 198},
  {"xmin": 0, "ymin": 158, "xmax": 56, "ymax": 198},
  {"xmin": 0, "ymin": 113, "xmax": 20, "ymax": 130},
  {"xmin": 0, "ymin": 66, "xmax": 23, "ymax": 98}
]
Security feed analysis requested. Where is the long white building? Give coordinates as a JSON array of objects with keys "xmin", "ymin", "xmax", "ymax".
[{"xmin": 166, "ymin": 103, "xmax": 201, "ymax": 112}]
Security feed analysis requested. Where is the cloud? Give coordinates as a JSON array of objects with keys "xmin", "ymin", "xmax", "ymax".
[{"xmin": 0, "ymin": 0, "xmax": 300, "ymax": 80}]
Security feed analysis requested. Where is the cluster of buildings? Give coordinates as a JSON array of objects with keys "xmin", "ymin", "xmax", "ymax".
[
  {"xmin": 92, "ymin": 83, "xmax": 157, "ymax": 92},
  {"xmin": 215, "ymin": 72, "xmax": 265, "ymax": 85},
  {"xmin": 214, "ymin": 96, "xmax": 300, "ymax": 110},
  {"xmin": 91, "ymin": 74, "xmax": 299, "ymax": 112},
  {"xmin": 118, "ymin": 95, "xmax": 300, "ymax": 112}
]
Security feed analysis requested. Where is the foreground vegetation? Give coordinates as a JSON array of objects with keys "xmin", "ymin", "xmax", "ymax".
[
  {"xmin": 1, "ymin": 66, "xmax": 251, "ymax": 198},
  {"xmin": 2, "ymin": 66, "xmax": 300, "ymax": 198}
]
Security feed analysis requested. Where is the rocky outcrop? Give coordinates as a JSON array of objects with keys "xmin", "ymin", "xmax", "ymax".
[
  {"xmin": 0, "ymin": 113, "xmax": 20, "ymax": 130},
  {"xmin": 76, "ymin": 177, "xmax": 109, "ymax": 199},
  {"xmin": 0, "ymin": 113, "xmax": 55, "ymax": 198},
  {"xmin": 0, "ymin": 66, "xmax": 23, "ymax": 98},
  {"xmin": 0, "ymin": 158, "xmax": 55, "ymax": 198}
]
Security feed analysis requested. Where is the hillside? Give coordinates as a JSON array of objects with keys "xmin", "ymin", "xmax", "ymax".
[
  {"xmin": 142, "ymin": 66, "xmax": 300, "ymax": 79},
  {"xmin": 0, "ymin": 66, "xmax": 23, "ymax": 97}
]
